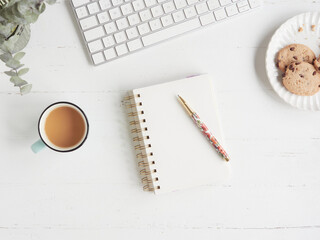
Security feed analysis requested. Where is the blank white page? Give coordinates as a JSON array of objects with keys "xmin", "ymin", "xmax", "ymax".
[{"xmin": 132, "ymin": 74, "xmax": 230, "ymax": 194}]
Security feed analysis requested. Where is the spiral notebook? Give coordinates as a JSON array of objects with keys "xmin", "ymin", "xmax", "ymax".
[{"xmin": 125, "ymin": 74, "xmax": 230, "ymax": 194}]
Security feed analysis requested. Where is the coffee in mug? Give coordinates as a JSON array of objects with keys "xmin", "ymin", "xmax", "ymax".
[{"xmin": 31, "ymin": 102, "xmax": 89, "ymax": 153}]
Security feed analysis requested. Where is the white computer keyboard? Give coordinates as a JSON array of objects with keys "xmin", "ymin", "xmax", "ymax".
[{"xmin": 71, "ymin": 0, "xmax": 261, "ymax": 65}]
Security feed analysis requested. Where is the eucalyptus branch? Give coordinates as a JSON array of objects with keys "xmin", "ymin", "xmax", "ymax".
[
  {"xmin": 1, "ymin": 51, "xmax": 31, "ymax": 94},
  {"xmin": 0, "ymin": 0, "xmax": 56, "ymax": 95}
]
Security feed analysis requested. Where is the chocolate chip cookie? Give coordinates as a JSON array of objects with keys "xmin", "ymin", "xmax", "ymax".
[
  {"xmin": 276, "ymin": 44, "xmax": 316, "ymax": 72},
  {"xmin": 282, "ymin": 62, "xmax": 320, "ymax": 96},
  {"xmin": 314, "ymin": 56, "xmax": 320, "ymax": 72}
]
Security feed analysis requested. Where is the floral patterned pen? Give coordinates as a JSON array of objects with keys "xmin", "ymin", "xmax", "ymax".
[{"xmin": 177, "ymin": 95, "xmax": 230, "ymax": 162}]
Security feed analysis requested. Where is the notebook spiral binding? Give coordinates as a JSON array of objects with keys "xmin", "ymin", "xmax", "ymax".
[{"xmin": 124, "ymin": 93, "xmax": 160, "ymax": 192}]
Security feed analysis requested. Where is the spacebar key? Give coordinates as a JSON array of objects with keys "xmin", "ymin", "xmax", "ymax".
[{"xmin": 142, "ymin": 18, "xmax": 201, "ymax": 46}]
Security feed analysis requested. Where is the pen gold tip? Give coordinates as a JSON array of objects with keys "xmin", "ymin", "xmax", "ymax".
[
  {"xmin": 177, "ymin": 95, "xmax": 185, "ymax": 103},
  {"xmin": 177, "ymin": 95, "xmax": 193, "ymax": 116}
]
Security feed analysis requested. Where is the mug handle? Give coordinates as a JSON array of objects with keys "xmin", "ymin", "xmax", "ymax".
[{"xmin": 31, "ymin": 139, "xmax": 46, "ymax": 153}]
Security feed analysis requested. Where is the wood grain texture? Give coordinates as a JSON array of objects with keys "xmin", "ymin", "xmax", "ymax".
[{"xmin": 1, "ymin": 0, "xmax": 320, "ymax": 239}]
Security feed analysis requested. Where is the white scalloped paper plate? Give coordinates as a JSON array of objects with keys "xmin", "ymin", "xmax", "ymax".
[{"xmin": 266, "ymin": 12, "xmax": 320, "ymax": 111}]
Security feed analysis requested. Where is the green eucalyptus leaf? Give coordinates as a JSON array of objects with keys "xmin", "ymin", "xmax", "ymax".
[
  {"xmin": 17, "ymin": 0, "xmax": 41, "ymax": 23},
  {"xmin": 0, "ymin": 52, "xmax": 12, "ymax": 62},
  {"xmin": 0, "ymin": 22, "xmax": 17, "ymax": 38},
  {"xmin": 10, "ymin": 76, "xmax": 27, "ymax": 87},
  {"xmin": 9, "ymin": 25, "xmax": 31, "ymax": 53},
  {"xmin": 12, "ymin": 5, "xmax": 23, "ymax": 21},
  {"xmin": 3, "ymin": 0, "xmax": 20, "ymax": 8},
  {"xmin": 24, "ymin": 13, "xmax": 40, "ymax": 23},
  {"xmin": 15, "ymin": 1, "xmax": 40, "ymax": 24},
  {"xmin": 4, "ymin": 70, "xmax": 17, "ymax": 76},
  {"xmin": 18, "ymin": 67, "xmax": 29, "ymax": 76},
  {"xmin": 0, "ymin": 34, "xmax": 19, "ymax": 53},
  {"xmin": 45, "ymin": 0, "xmax": 57, "ymax": 5},
  {"xmin": 0, "ymin": 16, "xmax": 5, "ymax": 23},
  {"xmin": 37, "ymin": 2, "xmax": 46, "ymax": 13},
  {"xmin": 20, "ymin": 83, "xmax": 32, "ymax": 95},
  {"xmin": 16, "ymin": 1, "xmax": 32, "ymax": 15},
  {"xmin": 2, "ymin": 5, "xmax": 25, "ymax": 24},
  {"xmin": 5, "ymin": 58, "xmax": 23, "ymax": 69},
  {"xmin": 13, "ymin": 52, "xmax": 25, "ymax": 61}
]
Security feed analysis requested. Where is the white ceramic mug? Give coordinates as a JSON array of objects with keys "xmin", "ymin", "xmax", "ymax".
[{"xmin": 31, "ymin": 102, "xmax": 89, "ymax": 153}]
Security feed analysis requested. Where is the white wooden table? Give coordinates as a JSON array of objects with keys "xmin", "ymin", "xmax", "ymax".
[{"xmin": 1, "ymin": 0, "xmax": 320, "ymax": 239}]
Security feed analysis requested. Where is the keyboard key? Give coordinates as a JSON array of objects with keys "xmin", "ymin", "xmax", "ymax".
[
  {"xmin": 207, "ymin": 0, "xmax": 220, "ymax": 10},
  {"xmin": 116, "ymin": 44, "xmax": 129, "ymax": 55},
  {"xmin": 186, "ymin": 0, "xmax": 198, "ymax": 5},
  {"xmin": 184, "ymin": 6, "xmax": 197, "ymax": 18},
  {"xmin": 226, "ymin": 4, "xmax": 238, "ymax": 16},
  {"xmin": 237, "ymin": 0, "xmax": 248, "ymax": 7},
  {"xmin": 171, "ymin": 12, "xmax": 185, "ymax": 23},
  {"xmin": 200, "ymin": 12, "xmax": 215, "ymax": 25},
  {"xmin": 92, "ymin": 52, "xmax": 105, "ymax": 64},
  {"xmin": 173, "ymin": 10, "xmax": 185, "ymax": 22},
  {"xmin": 238, "ymin": 5, "xmax": 250, "ymax": 12},
  {"xmin": 102, "ymin": 35, "xmax": 116, "ymax": 47},
  {"xmin": 149, "ymin": 18, "xmax": 162, "ymax": 30},
  {"xmin": 214, "ymin": 8, "xmax": 226, "ymax": 20},
  {"xmin": 87, "ymin": 2, "xmax": 100, "ymax": 14},
  {"xmin": 99, "ymin": 0, "xmax": 112, "ymax": 10},
  {"xmin": 138, "ymin": 23, "xmax": 151, "ymax": 35},
  {"xmin": 139, "ymin": 9, "xmax": 152, "ymax": 21},
  {"xmin": 248, "ymin": 0, "xmax": 261, "ymax": 8},
  {"xmin": 112, "ymin": 0, "xmax": 124, "ymax": 6},
  {"xmin": 151, "ymin": 6, "xmax": 164, "ymax": 18},
  {"xmin": 163, "ymin": 1, "xmax": 175, "ymax": 13},
  {"xmin": 128, "ymin": 39, "xmax": 143, "ymax": 51},
  {"xmin": 174, "ymin": 0, "xmax": 187, "ymax": 9},
  {"xmin": 80, "ymin": 16, "xmax": 98, "ymax": 30},
  {"xmin": 104, "ymin": 22, "xmax": 117, "ymax": 34},
  {"xmin": 195, "ymin": 2, "xmax": 209, "ymax": 14},
  {"xmin": 219, "ymin": 0, "xmax": 231, "ymax": 5},
  {"xmin": 104, "ymin": 48, "xmax": 117, "ymax": 60},
  {"xmin": 142, "ymin": 17, "xmax": 201, "ymax": 46},
  {"xmin": 161, "ymin": 14, "xmax": 174, "ymax": 27},
  {"xmin": 84, "ymin": 26, "xmax": 105, "ymax": 41},
  {"xmin": 109, "ymin": 7, "xmax": 122, "ymax": 19},
  {"xmin": 114, "ymin": 31, "xmax": 127, "ymax": 43},
  {"xmin": 72, "ymin": 0, "xmax": 89, "ymax": 7},
  {"xmin": 116, "ymin": 18, "xmax": 129, "ymax": 30},
  {"xmin": 128, "ymin": 13, "xmax": 141, "ymax": 25},
  {"xmin": 126, "ymin": 27, "xmax": 139, "ymax": 39},
  {"xmin": 97, "ymin": 12, "xmax": 110, "ymax": 23},
  {"xmin": 132, "ymin": 0, "xmax": 145, "ymax": 11},
  {"xmin": 145, "ymin": 0, "xmax": 157, "ymax": 7},
  {"xmin": 88, "ymin": 39, "xmax": 104, "ymax": 52},
  {"xmin": 121, "ymin": 3, "xmax": 134, "ymax": 15},
  {"xmin": 75, "ymin": 6, "xmax": 88, "ymax": 19}
]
